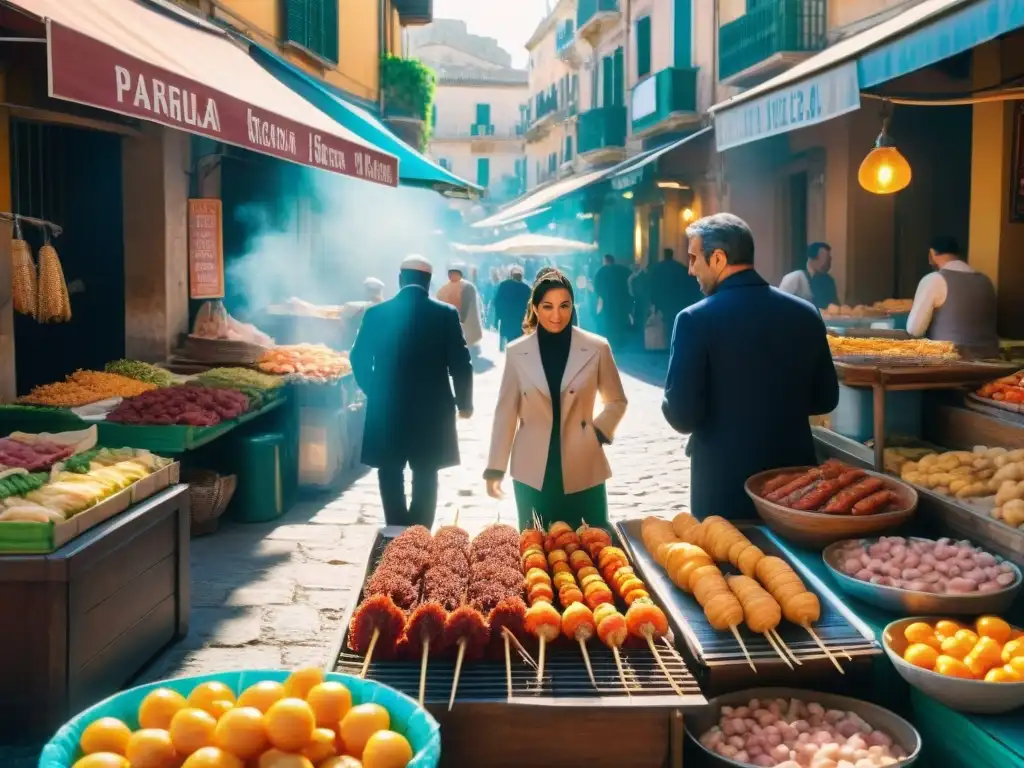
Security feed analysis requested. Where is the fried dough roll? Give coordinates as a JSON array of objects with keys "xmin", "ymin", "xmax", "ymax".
[
  {"xmin": 726, "ymin": 575, "xmax": 782, "ymax": 633},
  {"xmin": 755, "ymin": 556, "xmax": 821, "ymax": 625}
]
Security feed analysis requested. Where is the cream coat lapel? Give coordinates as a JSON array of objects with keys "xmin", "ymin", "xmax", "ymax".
[
  {"xmin": 561, "ymin": 328, "xmax": 597, "ymax": 392},
  {"xmin": 514, "ymin": 333, "xmax": 552, "ymax": 398}
]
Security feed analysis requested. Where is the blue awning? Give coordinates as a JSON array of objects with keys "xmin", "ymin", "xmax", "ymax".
[
  {"xmin": 710, "ymin": 0, "xmax": 1024, "ymax": 151},
  {"xmin": 246, "ymin": 41, "xmax": 480, "ymax": 197}
]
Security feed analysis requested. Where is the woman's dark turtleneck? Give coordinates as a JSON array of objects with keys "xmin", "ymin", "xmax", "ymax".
[{"xmin": 538, "ymin": 323, "xmax": 572, "ymax": 491}]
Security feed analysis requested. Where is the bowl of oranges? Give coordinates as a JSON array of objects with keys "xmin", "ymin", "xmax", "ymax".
[
  {"xmin": 883, "ymin": 615, "xmax": 1024, "ymax": 714},
  {"xmin": 39, "ymin": 667, "xmax": 440, "ymax": 768}
]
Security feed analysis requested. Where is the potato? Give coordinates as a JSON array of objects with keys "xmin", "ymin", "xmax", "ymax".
[
  {"xmin": 918, "ymin": 454, "xmax": 938, "ymax": 469},
  {"xmin": 993, "ymin": 464, "xmax": 1022, "ymax": 483},
  {"xmin": 976, "ymin": 468, "xmax": 996, "ymax": 480},
  {"xmin": 956, "ymin": 482, "xmax": 992, "ymax": 499},
  {"xmin": 950, "ymin": 465, "xmax": 974, "ymax": 477},
  {"xmin": 1008, "ymin": 449, "xmax": 1024, "ymax": 462},
  {"xmin": 953, "ymin": 451, "xmax": 977, "ymax": 463},
  {"xmin": 949, "ymin": 479, "xmax": 969, "ymax": 495},
  {"xmin": 973, "ymin": 457, "xmax": 994, "ymax": 470},
  {"xmin": 900, "ymin": 461, "xmax": 919, "ymax": 476},
  {"xmin": 1005, "ymin": 501, "xmax": 1024, "ymax": 527},
  {"xmin": 985, "ymin": 447, "xmax": 1008, "ymax": 458},
  {"xmin": 937, "ymin": 456, "xmax": 961, "ymax": 472},
  {"xmin": 903, "ymin": 472, "xmax": 924, "ymax": 484}
]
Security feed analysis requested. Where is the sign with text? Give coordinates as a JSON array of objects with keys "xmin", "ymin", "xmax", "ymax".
[
  {"xmin": 188, "ymin": 199, "xmax": 225, "ymax": 300},
  {"xmin": 46, "ymin": 21, "xmax": 398, "ymax": 186},
  {"xmin": 714, "ymin": 62, "xmax": 860, "ymax": 152}
]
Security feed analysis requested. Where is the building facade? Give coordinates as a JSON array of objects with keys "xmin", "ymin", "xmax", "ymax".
[{"xmin": 409, "ymin": 20, "xmax": 528, "ymax": 203}]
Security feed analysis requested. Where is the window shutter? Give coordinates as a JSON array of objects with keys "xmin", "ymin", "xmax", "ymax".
[
  {"xmin": 601, "ymin": 55, "xmax": 613, "ymax": 107},
  {"xmin": 476, "ymin": 103, "xmax": 491, "ymax": 126},
  {"xmin": 613, "ymin": 47, "xmax": 624, "ymax": 106},
  {"xmin": 284, "ymin": 0, "xmax": 309, "ymax": 47},
  {"xmin": 477, "ymin": 158, "xmax": 490, "ymax": 187},
  {"xmin": 320, "ymin": 0, "xmax": 339, "ymax": 63},
  {"xmin": 636, "ymin": 16, "xmax": 651, "ymax": 78},
  {"xmin": 565, "ymin": 135, "xmax": 573, "ymax": 161}
]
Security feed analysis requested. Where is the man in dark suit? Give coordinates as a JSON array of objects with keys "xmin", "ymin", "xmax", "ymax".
[
  {"xmin": 490, "ymin": 264, "xmax": 532, "ymax": 350},
  {"xmin": 662, "ymin": 214, "xmax": 839, "ymax": 520},
  {"xmin": 351, "ymin": 255, "xmax": 473, "ymax": 526}
]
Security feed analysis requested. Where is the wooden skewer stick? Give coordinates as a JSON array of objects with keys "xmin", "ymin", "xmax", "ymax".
[
  {"xmin": 804, "ymin": 623, "xmax": 844, "ymax": 674},
  {"xmin": 452, "ymin": 507, "xmax": 461, "ymax": 528},
  {"xmin": 763, "ymin": 631, "xmax": 793, "ymax": 669},
  {"xmin": 504, "ymin": 632, "xmax": 513, "ymax": 699},
  {"xmin": 360, "ymin": 627, "xmax": 380, "ymax": 679},
  {"xmin": 730, "ymin": 625, "xmax": 757, "ymax": 673},
  {"xmin": 770, "ymin": 628, "xmax": 801, "ymax": 666},
  {"xmin": 645, "ymin": 631, "xmax": 687, "ymax": 696},
  {"xmin": 578, "ymin": 638, "xmax": 597, "ymax": 689},
  {"xmin": 418, "ymin": 637, "xmax": 429, "ymax": 707},
  {"xmin": 536, "ymin": 635, "xmax": 547, "ymax": 683},
  {"xmin": 448, "ymin": 638, "xmax": 467, "ymax": 711},
  {"xmin": 611, "ymin": 645, "xmax": 631, "ymax": 697},
  {"xmin": 502, "ymin": 626, "xmax": 538, "ymax": 669}
]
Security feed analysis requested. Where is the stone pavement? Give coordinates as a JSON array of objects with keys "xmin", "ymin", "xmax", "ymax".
[{"xmin": 138, "ymin": 336, "xmax": 687, "ymax": 682}]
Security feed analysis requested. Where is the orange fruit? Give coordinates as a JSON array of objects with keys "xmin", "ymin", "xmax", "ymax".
[
  {"xmin": 1001, "ymin": 664, "xmax": 1023, "ymax": 682},
  {"xmin": 934, "ymin": 620, "xmax": 962, "ymax": 641},
  {"xmin": 1002, "ymin": 638, "xmax": 1024, "ymax": 663},
  {"xmin": 903, "ymin": 622, "xmax": 937, "ymax": 645},
  {"xmin": 169, "ymin": 707, "xmax": 218, "ymax": 755},
  {"xmin": 977, "ymin": 616, "xmax": 1012, "ymax": 644},
  {"xmin": 306, "ymin": 682, "xmax": 353, "ymax": 729},
  {"xmin": 181, "ymin": 747, "xmax": 244, "ymax": 768},
  {"xmin": 320, "ymin": 758, "xmax": 363, "ymax": 768},
  {"xmin": 984, "ymin": 666, "xmax": 1017, "ymax": 683},
  {"xmin": 940, "ymin": 635, "xmax": 973, "ymax": 660},
  {"xmin": 361, "ymin": 730, "xmax": 412, "ymax": 768},
  {"xmin": 339, "ymin": 703, "xmax": 390, "ymax": 759},
  {"xmin": 213, "ymin": 706, "xmax": 268, "ymax": 759},
  {"xmin": 207, "ymin": 700, "xmax": 235, "ymax": 721},
  {"xmin": 1009, "ymin": 657, "xmax": 1024, "ymax": 675},
  {"xmin": 301, "ymin": 728, "xmax": 338, "ymax": 763},
  {"xmin": 283, "ymin": 667, "xmax": 325, "ymax": 700},
  {"xmin": 187, "ymin": 682, "xmax": 237, "ymax": 715},
  {"xmin": 903, "ymin": 643, "xmax": 938, "ymax": 670},
  {"xmin": 964, "ymin": 650, "xmax": 996, "ymax": 679},
  {"xmin": 125, "ymin": 728, "xmax": 180, "ymax": 768},
  {"xmin": 953, "ymin": 628, "xmax": 979, "ymax": 648},
  {"xmin": 80, "ymin": 717, "xmax": 133, "ymax": 755},
  {"xmin": 1010, "ymin": 628, "xmax": 1024, "ymax": 641},
  {"xmin": 237, "ymin": 681, "xmax": 286, "ymax": 713},
  {"xmin": 265, "ymin": 698, "xmax": 316, "ymax": 752},
  {"xmin": 72, "ymin": 755, "xmax": 130, "ymax": 768},
  {"xmin": 138, "ymin": 688, "xmax": 189, "ymax": 730},
  {"xmin": 935, "ymin": 655, "xmax": 974, "ymax": 679},
  {"xmin": 256, "ymin": 750, "xmax": 315, "ymax": 768}
]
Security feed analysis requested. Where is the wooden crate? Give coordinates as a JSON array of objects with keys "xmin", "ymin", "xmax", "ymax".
[{"xmin": 0, "ymin": 485, "xmax": 190, "ymax": 740}]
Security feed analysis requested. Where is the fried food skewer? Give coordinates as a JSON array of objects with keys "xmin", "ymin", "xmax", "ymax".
[
  {"xmin": 763, "ymin": 630, "xmax": 793, "ymax": 669},
  {"xmin": 562, "ymin": 602, "xmax": 598, "ymax": 689},
  {"xmin": 595, "ymin": 603, "xmax": 632, "ymax": 696},
  {"xmin": 770, "ymin": 628, "xmax": 802, "ymax": 666},
  {"xmin": 805, "ymin": 624, "xmax": 844, "ymax": 673},
  {"xmin": 360, "ymin": 628, "xmax": 379, "ymax": 678},
  {"xmin": 503, "ymin": 631, "xmax": 513, "ymax": 699}
]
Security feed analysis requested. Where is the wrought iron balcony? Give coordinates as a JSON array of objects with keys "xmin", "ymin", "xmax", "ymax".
[
  {"xmin": 719, "ymin": 0, "xmax": 826, "ymax": 87},
  {"xmin": 576, "ymin": 0, "xmax": 620, "ymax": 42},
  {"xmin": 577, "ymin": 105, "xmax": 626, "ymax": 161}
]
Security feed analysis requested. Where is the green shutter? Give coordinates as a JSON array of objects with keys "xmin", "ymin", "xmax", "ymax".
[
  {"xmin": 601, "ymin": 55, "xmax": 614, "ymax": 107},
  {"xmin": 475, "ymin": 103, "xmax": 491, "ymax": 126},
  {"xmin": 591, "ymin": 64, "xmax": 599, "ymax": 108},
  {"xmin": 565, "ymin": 135, "xmax": 573, "ymax": 161},
  {"xmin": 673, "ymin": 0, "xmax": 692, "ymax": 67},
  {"xmin": 320, "ymin": 0, "xmax": 339, "ymax": 63},
  {"xmin": 477, "ymin": 158, "xmax": 490, "ymax": 187},
  {"xmin": 284, "ymin": 0, "xmax": 309, "ymax": 47},
  {"xmin": 636, "ymin": 16, "xmax": 651, "ymax": 78},
  {"xmin": 431, "ymin": 104, "xmax": 437, "ymax": 127},
  {"xmin": 613, "ymin": 47, "xmax": 624, "ymax": 106},
  {"xmin": 307, "ymin": 0, "xmax": 324, "ymax": 53}
]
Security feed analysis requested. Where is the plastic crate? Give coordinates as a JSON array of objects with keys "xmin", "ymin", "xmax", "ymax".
[
  {"xmin": 226, "ymin": 430, "xmax": 289, "ymax": 523},
  {"xmin": 830, "ymin": 384, "xmax": 923, "ymax": 443}
]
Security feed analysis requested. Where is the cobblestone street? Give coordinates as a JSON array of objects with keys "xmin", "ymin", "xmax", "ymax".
[{"xmin": 142, "ymin": 334, "xmax": 688, "ymax": 682}]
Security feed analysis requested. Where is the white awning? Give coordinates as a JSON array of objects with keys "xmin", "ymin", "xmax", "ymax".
[
  {"xmin": 452, "ymin": 234, "xmax": 597, "ymax": 256},
  {"xmin": 471, "ymin": 168, "xmax": 610, "ymax": 229}
]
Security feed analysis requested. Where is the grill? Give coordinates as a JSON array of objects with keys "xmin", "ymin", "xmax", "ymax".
[
  {"xmin": 615, "ymin": 520, "xmax": 882, "ymax": 695},
  {"xmin": 328, "ymin": 526, "xmax": 707, "ymax": 709}
]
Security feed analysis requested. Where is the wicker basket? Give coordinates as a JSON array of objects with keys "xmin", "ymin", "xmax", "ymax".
[{"xmin": 183, "ymin": 468, "xmax": 237, "ymax": 537}]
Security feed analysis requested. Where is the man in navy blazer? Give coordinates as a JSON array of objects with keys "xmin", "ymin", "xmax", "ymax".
[{"xmin": 662, "ymin": 213, "xmax": 839, "ymax": 520}]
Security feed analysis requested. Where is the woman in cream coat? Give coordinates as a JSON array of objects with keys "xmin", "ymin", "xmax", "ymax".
[{"xmin": 485, "ymin": 270, "xmax": 628, "ymax": 528}]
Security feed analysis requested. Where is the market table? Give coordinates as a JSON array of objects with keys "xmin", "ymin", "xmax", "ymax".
[{"xmin": 787, "ymin": 542, "xmax": 1024, "ymax": 767}]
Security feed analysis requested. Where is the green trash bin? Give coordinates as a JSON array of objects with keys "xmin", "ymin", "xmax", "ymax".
[{"xmin": 227, "ymin": 431, "xmax": 290, "ymax": 523}]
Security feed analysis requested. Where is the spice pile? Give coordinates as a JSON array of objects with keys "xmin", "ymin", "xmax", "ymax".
[
  {"xmin": 105, "ymin": 359, "xmax": 176, "ymax": 387},
  {"xmin": 19, "ymin": 370, "xmax": 157, "ymax": 407},
  {"xmin": 195, "ymin": 367, "xmax": 285, "ymax": 409},
  {"xmin": 257, "ymin": 344, "xmax": 352, "ymax": 382},
  {"xmin": 106, "ymin": 385, "xmax": 250, "ymax": 427}
]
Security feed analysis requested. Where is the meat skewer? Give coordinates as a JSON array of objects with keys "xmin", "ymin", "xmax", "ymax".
[
  {"xmin": 770, "ymin": 627, "xmax": 802, "ymax": 666},
  {"xmin": 594, "ymin": 602, "xmax": 632, "ymax": 695},
  {"xmin": 626, "ymin": 600, "xmax": 687, "ymax": 696},
  {"xmin": 525, "ymin": 601, "xmax": 561, "ymax": 683},
  {"xmin": 561, "ymin": 602, "xmax": 598, "ymax": 688}
]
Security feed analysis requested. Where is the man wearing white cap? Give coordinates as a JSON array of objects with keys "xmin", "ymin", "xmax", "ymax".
[
  {"xmin": 363, "ymin": 277, "xmax": 385, "ymax": 304},
  {"xmin": 436, "ymin": 261, "xmax": 484, "ymax": 348},
  {"xmin": 490, "ymin": 263, "xmax": 531, "ymax": 350},
  {"xmin": 351, "ymin": 255, "xmax": 474, "ymax": 526}
]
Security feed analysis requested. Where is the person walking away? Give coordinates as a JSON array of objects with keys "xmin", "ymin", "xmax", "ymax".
[
  {"xmin": 491, "ymin": 264, "xmax": 532, "ymax": 350},
  {"xmin": 650, "ymin": 248, "xmax": 701, "ymax": 341},
  {"xmin": 338, "ymin": 277, "xmax": 386, "ymax": 351},
  {"xmin": 437, "ymin": 262, "xmax": 484, "ymax": 349},
  {"xmin": 628, "ymin": 263, "xmax": 651, "ymax": 345},
  {"xmin": 906, "ymin": 235, "xmax": 998, "ymax": 359},
  {"xmin": 779, "ymin": 242, "xmax": 838, "ymax": 310},
  {"xmin": 485, "ymin": 269, "xmax": 628, "ymax": 529},
  {"xmin": 593, "ymin": 254, "xmax": 633, "ymax": 349},
  {"xmin": 662, "ymin": 214, "xmax": 839, "ymax": 521},
  {"xmin": 351, "ymin": 255, "xmax": 473, "ymax": 527}
]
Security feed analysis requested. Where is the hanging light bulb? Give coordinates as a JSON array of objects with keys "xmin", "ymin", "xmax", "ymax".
[{"xmin": 858, "ymin": 105, "xmax": 912, "ymax": 195}]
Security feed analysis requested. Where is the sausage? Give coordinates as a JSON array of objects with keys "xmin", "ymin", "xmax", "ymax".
[
  {"xmin": 821, "ymin": 475, "xmax": 881, "ymax": 514},
  {"xmin": 781, "ymin": 478, "xmax": 827, "ymax": 506},
  {"xmin": 762, "ymin": 472, "xmax": 802, "ymax": 495},
  {"xmin": 766, "ymin": 471, "xmax": 816, "ymax": 502},
  {"xmin": 851, "ymin": 489, "xmax": 896, "ymax": 516},
  {"xmin": 792, "ymin": 470, "xmax": 865, "ymax": 511}
]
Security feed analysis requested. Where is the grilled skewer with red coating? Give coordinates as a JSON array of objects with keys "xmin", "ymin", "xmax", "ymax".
[
  {"xmin": 349, "ymin": 594, "xmax": 406, "ymax": 677},
  {"xmin": 578, "ymin": 523, "xmax": 613, "ymax": 560},
  {"xmin": 524, "ymin": 600, "xmax": 561, "ymax": 682},
  {"xmin": 560, "ymin": 602, "xmax": 599, "ymax": 688}
]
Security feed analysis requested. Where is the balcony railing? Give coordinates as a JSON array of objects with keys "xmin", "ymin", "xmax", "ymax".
[
  {"xmin": 719, "ymin": 0, "xmax": 826, "ymax": 83},
  {"xmin": 577, "ymin": 105, "xmax": 626, "ymax": 156},
  {"xmin": 576, "ymin": 0, "xmax": 619, "ymax": 37},
  {"xmin": 556, "ymin": 19, "xmax": 575, "ymax": 54},
  {"xmin": 433, "ymin": 125, "xmax": 523, "ymax": 140},
  {"xmin": 631, "ymin": 67, "xmax": 699, "ymax": 135},
  {"xmin": 470, "ymin": 123, "xmax": 494, "ymax": 136}
]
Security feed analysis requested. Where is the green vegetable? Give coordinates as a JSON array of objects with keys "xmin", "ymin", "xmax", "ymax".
[
  {"xmin": 65, "ymin": 448, "xmax": 101, "ymax": 474},
  {"xmin": 105, "ymin": 359, "xmax": 175, "ymax": 387},
  {"xmin": 0, "ymin": 471, "xmax": 48, "ymax": 499},
  {"xmin": 196, "ymin": 367, "xmax": 285, "ymax": 391}
]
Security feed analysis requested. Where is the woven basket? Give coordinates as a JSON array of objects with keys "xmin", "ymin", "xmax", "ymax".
[{"xmin": 183, "ymin": 468, "xmax": 236, "ymax": 537}]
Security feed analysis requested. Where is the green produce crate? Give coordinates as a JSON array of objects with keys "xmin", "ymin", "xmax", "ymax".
[
  {"xmin": 0, "ymin": 404, "xmax": 88, "ymax": 435},
  {"xmin": 227, "ymin": 430, "xmax": 289, "ymax": 523}
]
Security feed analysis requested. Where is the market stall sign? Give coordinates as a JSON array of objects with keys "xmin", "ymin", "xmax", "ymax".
[
  {"xmin": 714, "ymin": 61, "xmax": 860, "ymax": 152},
  {"xmin": 188, "ymin": 199, "xmax": 225, "ymax": 300},
  {"xmin": 45, "ymin": 21, "xmax": 398, "ymax": 186}
]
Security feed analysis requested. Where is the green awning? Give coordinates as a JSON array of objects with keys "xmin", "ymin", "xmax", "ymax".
[{"xmin": 247, "ymin": 41, "xmax": 479, "ymax": 197}]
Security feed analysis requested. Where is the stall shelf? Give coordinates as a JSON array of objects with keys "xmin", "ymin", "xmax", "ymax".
[
  {"xmin": 0, "ymin": 485, "xmax": 190, "ymax": 741},
  {"xmin": 786, "ymin": 540, "xmax": 1024, "ymax": 768}
]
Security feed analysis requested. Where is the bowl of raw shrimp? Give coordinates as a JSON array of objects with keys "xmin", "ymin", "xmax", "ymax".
[
  {"xmin": 687, "ymin": 688, "xmax": 920, "ymax": 767},
  {"xmin": 823, "ymin": 536, "xmax": 1022, "ymax": 615}
]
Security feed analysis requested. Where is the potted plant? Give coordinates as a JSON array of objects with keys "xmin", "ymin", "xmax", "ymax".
[{"xmin": 381, "ymin": 55, "xmax": 436, "ymax": 151}]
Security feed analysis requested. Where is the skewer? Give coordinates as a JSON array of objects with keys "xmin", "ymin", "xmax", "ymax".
[
  {"xmin": 502, "ymin": 626, "xmax": 538, "ymax": 669},
  {"xmin": 418, "ymin": 638, "xmax": 429, "ymax": 707},
  {"xmin": 536, "ymin": 635, "xmax": 547, "ymax": 683},
  {"xmin": 644, "ymin": 632, "xmax": 687, "ymax": 696},
  {"xmin": 578, "ymin": 638, "xmax": 597, "ymax": 689},
  {"xmin": 611, "ymin": 645, "xmax": 631, "ymax": 697},
  {"xmin": 763, "ymin": 631, "xmax": 793, "ymax": 669},
  {"xmin": 448, "ymin": 639, "xmax": 467, "ymax": 711},
  {"xmin": 770, "ymin": 628, "xmax": 801, "ymax": 666},
  {"xmin": 729, "ymin": 625, "xmax": 756, "ymax": 672},
  {"xmin": 452, "ymin": 507, "xmax": 461, "ymax": 528},
  {"xmin": 359, "ymin": 627, "xmax": 379, "ymax": 678},
  {"xmin": 504, "ymin": 632, "xmax": 513, "ymax": 699},
  {"xmin": 804, "ymin": 623, "xmax": 844, "ymax": 673}
]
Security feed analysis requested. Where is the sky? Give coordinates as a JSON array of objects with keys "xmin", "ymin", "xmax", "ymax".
[{"xmin": 433, "ymin": 0, "xmax": 550, "ymax": 68}]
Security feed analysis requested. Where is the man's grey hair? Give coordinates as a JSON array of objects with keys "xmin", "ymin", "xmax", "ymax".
[{"xmin": 685, "ymin": 213, "xmax": 755, "ymax": 266}]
